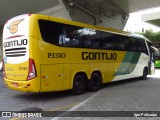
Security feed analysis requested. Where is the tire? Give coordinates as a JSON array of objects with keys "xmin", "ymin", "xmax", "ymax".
[
  {"xmin": 141, "ymin": 67, "xmax": 148, "ymax": 80},
  {"xmin": 72, "ymin": 74, "xmax": 86, "ymax": 95},
  {"xmin": 87, "ymin": 72, "xmax": 102, "ymax": 91}
]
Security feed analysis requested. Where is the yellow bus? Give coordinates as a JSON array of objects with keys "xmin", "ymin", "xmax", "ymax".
[{"xmin": 2, "ymin": 14, "xmax": 156, "ymax": 94}]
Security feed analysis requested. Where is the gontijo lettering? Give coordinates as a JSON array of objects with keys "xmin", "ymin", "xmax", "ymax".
[
  {"xmin": 82, "ymin": 52, "xmax": 117, "ymax": 60},
  {"xmin": 3, "ymin": 39, "xmax": 28, "ymax": 48}
]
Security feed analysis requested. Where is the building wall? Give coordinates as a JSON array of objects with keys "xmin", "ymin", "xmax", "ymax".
[
  {"xmin": 63, "ymin": 0, "xmax": 128, "ymax": 30},
  {"xmin": 39, "ymin": 0, "xmax": 71, "ymax": 20},
  {"xmin": 40, "ymin": 0, "xmax": 128, "ymax": 30}
]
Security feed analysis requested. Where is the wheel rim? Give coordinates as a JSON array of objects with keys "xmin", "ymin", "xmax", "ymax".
[{"xmin": 75, "ymin": 80, "xmax": 84, "ymax": 90}]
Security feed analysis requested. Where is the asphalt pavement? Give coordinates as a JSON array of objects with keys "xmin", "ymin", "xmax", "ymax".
[
  {"xmin": 0, "ymin": 69, "xmax": 160, "ymax": 120},
  {"xmin": 52, "ymin": 69, "xmax": 160, "ymax": 120}
]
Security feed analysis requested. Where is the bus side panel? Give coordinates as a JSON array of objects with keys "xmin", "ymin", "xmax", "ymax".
[
  {"xmin": 112, "ymin": 52, "xmax": 140, "ymax": 81},
  {"xmin": 89, "ymin": 63, "xmax": 115, "ymax": 83},
  {"xmin": 89, "ymin": 51, "xmax": 126, "ymax": 83},
  {"xmin": 63, "ymin": 64, "xmax": 71, "ymax": 90},
  {"xmin": 40, "ymin": 64, "xmax": 63, "ymax": 92},
  {"xmin": 29, "ymin": 14, "xmax": 49, "ymax": 39},
  {"xmin": 28, "ymin": 14, "xmax": 50, "ymax": 92},
  {"xmin": 133, "ymin": 53, "xmax": 149, "ymax": 77},
  {"xmin": 29, "ymin": 36, "xmax": 41, "ymax": 73}
]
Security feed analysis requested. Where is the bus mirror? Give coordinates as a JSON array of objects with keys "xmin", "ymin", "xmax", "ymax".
[
  {"xmin": 154, "ymin": 50, "xmax": 159, "ymax": 57},
  {"xmin": 151, "ymin": 46, "xmax": 159, "ymax": 57}
]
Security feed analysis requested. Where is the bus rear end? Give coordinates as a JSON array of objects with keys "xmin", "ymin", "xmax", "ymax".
[{"xmin": 2, "ymin": 14, "xmax": 39, "ymax": 92}]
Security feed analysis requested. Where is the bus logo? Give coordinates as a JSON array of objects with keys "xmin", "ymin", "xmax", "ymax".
[{"xmin": 7, "ymin": 19, "xmax": 23, "ymax": 34}]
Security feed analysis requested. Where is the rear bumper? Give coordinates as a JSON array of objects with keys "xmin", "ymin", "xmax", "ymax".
[{"xmin": 4, "ymin": 77, "xmax": 40, "ymax": 92}]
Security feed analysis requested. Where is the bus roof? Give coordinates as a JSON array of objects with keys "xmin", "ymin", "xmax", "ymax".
[{"xmin": 130, "ymin": 34, "xmax": 152, "ymax": 43}]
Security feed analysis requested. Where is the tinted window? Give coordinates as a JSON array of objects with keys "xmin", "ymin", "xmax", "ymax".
[
  {"xmin": 62, "ymin": 25, "xmax": 82, "ymax": 47},
  {"xmin": 82, "ymin": 28, "xmax": 101, "ymax": 49},
  {"xmin": 39, "ymin": 20, "xmax": 148, "ymax": 53},
  {"xmin": 121, "ymin": 36, "xmax": 129, "ymax": 51},
  {"xmin": 130, "ymin": 38, "xmax": 138, "ymax": 51},
  {"xmin": 121, "ymin": 36, "xmax": 148, "ymax": 54},
  {"xmin": 39, "ymin": 20, "xmax": 63, "ymax": 45},
  {"xmin": 102, "ymin": 32, "xmax": 121, "ymax": 50},
  {"xmin": 39, "ymin": 20, "xmax": 83, "ymax": 47},
  {"xmin": 138, "ymin": 39, "xmax": 147, "ymax": 54}
]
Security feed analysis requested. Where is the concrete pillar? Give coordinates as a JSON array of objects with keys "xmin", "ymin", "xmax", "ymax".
[
  {"xmin": 63, "ymin": 0, "xmax": 128, "ymax": 30},
  {"xmin": 39, "ymin": 0, "xmax": 71, "ymax": 20},
  {"xmin": 39, "ymin": 0, "xmax": 128, "ymax": 30}
]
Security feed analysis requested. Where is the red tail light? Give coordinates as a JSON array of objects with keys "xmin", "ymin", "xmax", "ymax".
[{"xmin": 27, "ymin": 58, "xmax": 37, "ymax": 80}]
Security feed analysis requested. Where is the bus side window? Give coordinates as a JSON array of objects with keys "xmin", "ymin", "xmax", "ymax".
[
  {"xmin": 138, "ymin": 39, "xmax": 148, "ymax": 54},
  {"xmin": 102, "ymin": 32, "xmax": 122, "ymax": 50},
  {"xmin": 63, "ymin": 25, "xmax": 82, "ymax": 47},
  {"xmin": 102, "ymin": 32, "xmax": 113, "ymax": 50},
  {"xmin": 91, "ymin": 31, "xmax": 101, "ymax": 49},
  {"xmin": 130, "ymin": 38, "xmax": 137, "ymax": 51},
  {"xmin": 59, "ymin": 34, "xmax": 65, "ymax": 46},
  {"xmin": 81, "ymin": 28, "xmax": 101, "ymax": 49},
  {"xmin": 39, "ymin": 20, "xmax": 63, "ymax": 46},
  {"xmin": 124, "ymin": 37, "xmax": 133, "ymax": 51},
  {"xmin": 84, "ymin": 41, "xmax": 91, "ymax": 48}
]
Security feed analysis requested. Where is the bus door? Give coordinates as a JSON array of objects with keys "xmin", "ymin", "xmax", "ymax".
[
  {"xmin": 149, "ymin": 47, "xmax": 155, "ymax": 75},
  {"xmin": 151, "ymin": 46, "xmax": 160, "ymax": 68}
]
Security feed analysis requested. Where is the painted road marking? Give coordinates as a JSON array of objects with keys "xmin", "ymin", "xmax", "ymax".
[
  {"xmin": 51, "ymin": 89, "xmax": 102, "ymax": 120},
  {"xmin": 49, "ymin": 102, "xmax": 80, "ymax": 111}
]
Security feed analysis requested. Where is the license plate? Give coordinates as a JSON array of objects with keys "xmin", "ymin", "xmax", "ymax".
[{"xmin": 13, "ymin": 83, "xmax": 18, "ymax": 87}]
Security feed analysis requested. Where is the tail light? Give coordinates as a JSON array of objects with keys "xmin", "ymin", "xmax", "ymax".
[{"xmin": 27, "ymin": 58, "xmax": 37, "ymax": 80}]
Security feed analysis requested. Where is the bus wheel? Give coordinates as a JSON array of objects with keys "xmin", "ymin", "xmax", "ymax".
[
  {"xmin": 87, "ymin": 72, "xmax": 102, "ymax": 91},
  {"xmin": 141, "ymin": 67, "xmax": 148, "ymax": 80},
  {"xmin": 72, "ymin": 74, "xmax": 86, "ymax": 95}
]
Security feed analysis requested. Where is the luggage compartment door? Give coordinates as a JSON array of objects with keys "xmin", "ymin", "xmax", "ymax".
[{"xmin": 40, "ymin": 64, "xmax": 63, "ymax": 92}]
